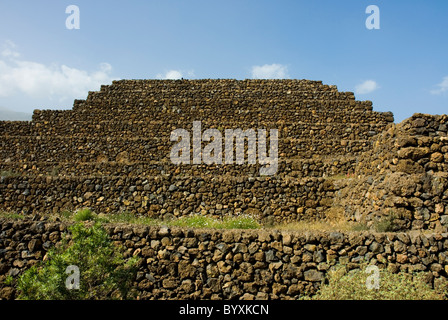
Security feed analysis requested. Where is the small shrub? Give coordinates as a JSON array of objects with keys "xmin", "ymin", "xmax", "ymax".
[
  {"xmin": 16, "ymin": 222, "xmax": 140, "ymax": 300},
  {"xmin": 73, "ymin": 208, "xmax": 96, "ymax": 222},
  {"xmin": 311, "ymin": 264, "xmax": 444, "ymax": 300}
]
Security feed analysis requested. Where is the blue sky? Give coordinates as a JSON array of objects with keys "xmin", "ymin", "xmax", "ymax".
[{"xmin": 0, "ymin": 0, "xmax": 447, "ymax": 122}]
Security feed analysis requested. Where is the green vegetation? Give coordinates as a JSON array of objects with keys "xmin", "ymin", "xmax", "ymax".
[
  {"xmin": 1, "ymin": 207, "xmax": 396, "ymax": 234},
  {"xmin": 16, "ymin": 222, "xmax": 140, "ymax": 300},
  {"xmin": 0, "ymin": 209, "xmax": 260, "ymax": 230},
  {"xmin": 0, "ymin": 211, "xmax": 25, "ymax": 220},
  {"xmin": 95, "ymin": 212, "xmax": 260, "ymax": 230},
  {"xmin": 170, "ymin": 214, "xmax": 260, "ymax": 229},
  {"xmin": 222, "ymin": 215, "xmax": 260, "ymax": 229},
  {"xmin": 2, "ymin": 210, "xmax": 447, "ymax": 300},
  {"xmin": 73, "ymin": 208, "xmax": 97, "ymax": 222},
  {"xmin": 56, "ymin": 209, "xmax": 260, "ymax": 230},
  {"xmin": 169, "ymin": 214, "xmax": 218, "ymax": 228},
  {"xmin": 3, "ymin": 275, "xmax": 14, "ymax": 286},
  {"xmin": 310, "ymin": 264, "xmax": 445, "ymax": 300},
  {"xmin": 0, "ymin": 208, "xmax": 397, "ymax": 233}
]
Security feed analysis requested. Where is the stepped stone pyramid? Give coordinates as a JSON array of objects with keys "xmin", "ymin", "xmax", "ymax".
[{"xmin": 1, "ymin": 79, "xmax": 447, "ymax": 231}]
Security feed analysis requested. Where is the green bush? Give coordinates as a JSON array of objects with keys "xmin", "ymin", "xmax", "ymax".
[
  {"xmin": 311, "ymin": 264, "xmax": 444, "ymax": 300},
  {"xmin": 16, "ymin": 222, "xmax": 140, "ymax": 300},
  {"xmin": 73, "ymin": 208, "xmax": 97, "ymax": 222}
]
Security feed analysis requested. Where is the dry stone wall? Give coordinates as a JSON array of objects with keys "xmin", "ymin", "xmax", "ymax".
[
  {"xmin": 0, "ymin": 135, "xmax": 374, "ymax": 163},
  {"xmin": 0, "ymin": 174, "xmax": 339, "ymax": 224},
  {"xmin": 0, "ymin": 156, "xmax": 358, "ymax": 179},
  {"xmin": 1, "ymin": 217, "xmax": 448, "ymax": 300},
  {"xmin": 335, "ymin": 114, "xmax": 448, "ymax": 232},
  {"xmin": 355, "ymin": 113, "xmax": 448, "ymax": 176}
]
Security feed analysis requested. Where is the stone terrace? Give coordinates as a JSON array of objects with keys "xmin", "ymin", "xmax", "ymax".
[{"xmin": 3, "ymin": 79, "xmax": 443, "ymax": 230}]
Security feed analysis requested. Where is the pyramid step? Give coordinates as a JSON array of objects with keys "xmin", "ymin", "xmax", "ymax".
[
  {"xmin": 18, "ymin": 120, "xmax": 388, "ymax": 141},
  {"xmin": 32, "ymin": 107, "xmax": 392, "ymax": 124},
  {"xmin": 0, "ymin": 155, "xmax": 359, "ymax": 179},
  {"xmin": 0, "ymin": 173, "xmax": 338, "ymax": 221},
  {"xmin": 0, "ymin": 135, "xmax": 373, "ymax": 163}
]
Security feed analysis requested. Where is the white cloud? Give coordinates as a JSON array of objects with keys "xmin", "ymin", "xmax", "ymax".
[
  {"xmin": 156, "ymin": 69, "xmax": 194, "ymax": 80},
  {"xmin": 1, "ymin": 40, "xmax": 20, "ymax": 58},
  {"xmin": 355, "ymin": 80, "xmax": 379, "ymax": 95},
  {"xmin": 157, "ymin": 70, "xmax": 183, "ymax": 80},
  {"xmin": 251, "ymin": 64, "xmax": 289, "ymax": 79},
  {"xmin": 430, "ymin": 76, "xmax": 448, "ymax": 95},
  {"xmin": 0, "ymin": 41, "xmax": 117, "ymax": 102}
]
